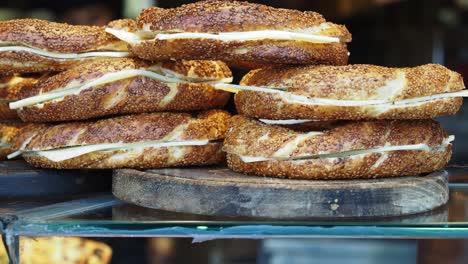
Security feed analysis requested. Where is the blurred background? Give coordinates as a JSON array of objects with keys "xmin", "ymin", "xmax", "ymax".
[{"xmin": 1, "ymin": 0, "xmax": 468, "ymax": 263}]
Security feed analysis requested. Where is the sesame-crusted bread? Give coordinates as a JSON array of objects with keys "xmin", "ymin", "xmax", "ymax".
[
  {"xmin": 0, "ymin": 122, "xmax": 44, "ymax": 159},
  {"xmin": 234, "ymin": 64, "xmax": 465, "ymax": 120},
  {"xmin": 137, "ymin": 1, "xmax": 351, "ymax": 35},
  {"xmin": 23, "ymin": 110, "xmax": 231, "ymax": 169},
  {"xmin": 14, "ymin": 58, "xmax": 232, "ymax": 122},
  {"xmin": 0, "ymin": 19, "xmax": 132, "ymax": 73},
  {"xmin": 223, "ymin": 116, "xmax": 452, "ymax": 180},
  {"xmin": 107, "ymin": 1, "xmax": 351, "ymax": 68},
  {"xmin": 0, "ymin": 74, "xmax": 38, "ymax": 120}
]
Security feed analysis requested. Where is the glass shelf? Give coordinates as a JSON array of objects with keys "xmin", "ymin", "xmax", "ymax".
[
  {"xmin": 1, "ymin": 167, "xmax": 468, "ymax": 240},
  {"xmin": 0, "ymin": 184, "xmax": 466, "ymax": 239}
]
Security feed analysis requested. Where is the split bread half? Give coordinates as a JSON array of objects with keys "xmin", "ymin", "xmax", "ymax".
[
  {"xmin": 10, "ymin": 58, "xmax": 232, "ymax": 122},
  {"xmin": 0, "ymin": 19, "xmax": 132, "ymax": 73},
  {"xmin": 0, "ymin": 74, "xmax": 39, "ymax": 119},
  {"xmin": 0, "ymin": 122, "xmax": 45, "ymax": 159},
  {"xmin": 223, "ymin": 116, "xmax": 452, "ymax": 180},
  {"xmin": 106, "ymin": 0, "xmax": 351, "ymax": 68},
  {"xmin": 21, "ymin": 110, "xmax": 231, "ymax": 169},
  {"xmin": 220, "ymin": 64, "xmax": 466, "ymax": 120}
]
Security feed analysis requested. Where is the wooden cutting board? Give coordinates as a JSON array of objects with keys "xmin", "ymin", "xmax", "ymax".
[{"xmin": 112, "ymin": 167, "xmax": 449, "ymax": 219}]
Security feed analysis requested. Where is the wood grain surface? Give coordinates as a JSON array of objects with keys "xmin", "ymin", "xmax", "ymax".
[{"xmin": 112, "ymin": 167, "xmax": 449, "ymax": 218}]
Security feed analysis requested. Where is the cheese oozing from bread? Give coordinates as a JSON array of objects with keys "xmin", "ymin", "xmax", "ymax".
[
  {"xmin": 237, "ymin": 135, "xmax": 454, "ymax": 163},
  {"xmin": 215, "ymin": 83, "xmax": 468, "ymax": 107},
  {"xmin": 0, "ymin": 46, "xmax": 132, "ymax": 59},
  {"xmin": 20, "ymin": 140, "xmax": 212, "ymax": 162},
  {"xmin": 10, "ymin": 67, "xmax": 233, "ymax": 109},
  {"xmin": 105, "ymin": 26, "xmax": 341, "ymax": 45}
]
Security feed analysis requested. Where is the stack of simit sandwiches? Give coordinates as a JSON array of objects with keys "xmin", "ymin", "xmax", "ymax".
[
  {"xmin": 0, "ymin": 13, "xmax": 233, "ymax": 168},
  {"xmin": 0, "ymin": 0, "xmax": 466, "ymax": 181}
]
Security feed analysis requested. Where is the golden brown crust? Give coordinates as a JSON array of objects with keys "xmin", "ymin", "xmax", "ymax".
[
  {"xmin": 18, "ymin": 81, "xmax": 231, "ymax": 122},
  {"xmin": 27, "ymin": 110, "xmax": 231, "ymax": 150},
  {"xmin": 235, "ymin": 92, "xmax": 463, "ymax": 120},
  {"xmin": 0, "ymin": 122, "xmax": 29, "ymax": 159},
  {"xmin": 23, "ymin": 110, "xmax": 230, "ymax": 169},
  {"xmin": 0, "ymin": 19, "xmax": 126, "ymax": 53},
  {"xmin": 130, "ymin": 39, "xmax": 349, "ymax": 68},
  {"xmin": 241, "ymin": 64, "xmax": 464, "ymax": 100},
  {"xmin": 226, "ymin": 148, "xmax": 451, "ymax": 180},
  {"xmin": 10, "ymin": 123, "xmax": 48, "ymax": 151},
  {"xmin": 130, "ymin": 1, "xmax": 351, "ymax": 68},
  {"xmin": 19, "ymin": 58, "xmax": 231, "ymax": 95},
  {"xmin": 24, "ymin": 143, "xmax": 225, "ymax": 169},
  {"xmin": 0, "ymin": 53, "xmax": 122, "ymax": 74},
  {"xmin": 224, "ymin": 116, "xmax": 451, "ymax": 179},
  {"xmin": 235, "ymin": 64, "xmax": 465, "ymax": 119},
  {"xmin": 0, "ymin": 103, "xmax": 17, "ymax": 120},
  {"xmin": 137, "ymin": 1, "xmax": 351, "ymax": 40},
  {"xmin": 223, "ymin": 116, "xmax": 448, "ymax": 158},
  {"xmin": 0, "ymin": 75, "xmax": 38, "ymax": 119},
  {"xmin": 16, "ymin": 58, "xmax": 232, "ymax": 122},
  {"xmin": 0, "ymin": 19, "xmax": 130, "ymax": 73}
]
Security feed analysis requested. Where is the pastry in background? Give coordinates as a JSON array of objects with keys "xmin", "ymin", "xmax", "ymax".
[{"xmin": 19, "ymin": 237, "xmax": 112, "ymax": 264}]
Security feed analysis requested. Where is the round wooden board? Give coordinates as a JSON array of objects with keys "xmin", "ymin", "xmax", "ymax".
[{"xmin": 112, "ymin": 167, "xmax": 449, "ymax": 219}]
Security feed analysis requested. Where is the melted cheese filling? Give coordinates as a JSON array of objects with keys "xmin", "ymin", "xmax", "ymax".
[
  {"xmin": 105, "ymin": 28, "xmax": 340, "ymax": 45},
  {"xmin": 22, "ymin": 140, "xmax": 211, "ymax": 162},
  {"xmin": 237, "ymin": 136, "xmax": 454, "ymax": 163},
  {"xmin": 0, "ymin": 46, "xmax": 132, "ymax": 59},
  {"xmin": 215, "ymin": 83, "xmax": 468, "ymax": 107},
  {"xmin": 10, "ymin": 68, "xmax": 233, "ymax": 109}
]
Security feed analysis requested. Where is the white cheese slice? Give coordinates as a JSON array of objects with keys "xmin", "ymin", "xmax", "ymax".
[
  {"xmin": 214, "ymin": 83, "xmax": 468, "ymax": 106},
  {"xmin": 259, "ymin": 119, "xmax": 319, "ymax": 125},
  {"xmin": 0, "ymin": 46, "xmax": 132, "ymax": 59},
  {"xmin": 237, "ymin": 135, "xmax": 454, "ymax": 163},
  {"xmin": 7, "ymin": 134, "xmax": 35, "ymax": 159},
  {"xmin": 0, "ymin": 142, "xmax": 9, "ymax": 150},
  {"xmin": 105, "ymin": 28, "xmax": 340, "ymax": 45},
  {"xmin": 155, "ymin": 30, "xmax": 340, "ymax": 43},
  {"xmin": 10, "ymin": 69, "xmax": 233, "ymax": 109},
  {"xmin": 105, "ymin": 28, "xmax": 144, "ymax": 45},
  {"xmin": 25, "ymin": 139, "xmax": 210, "ymax": 162}
]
